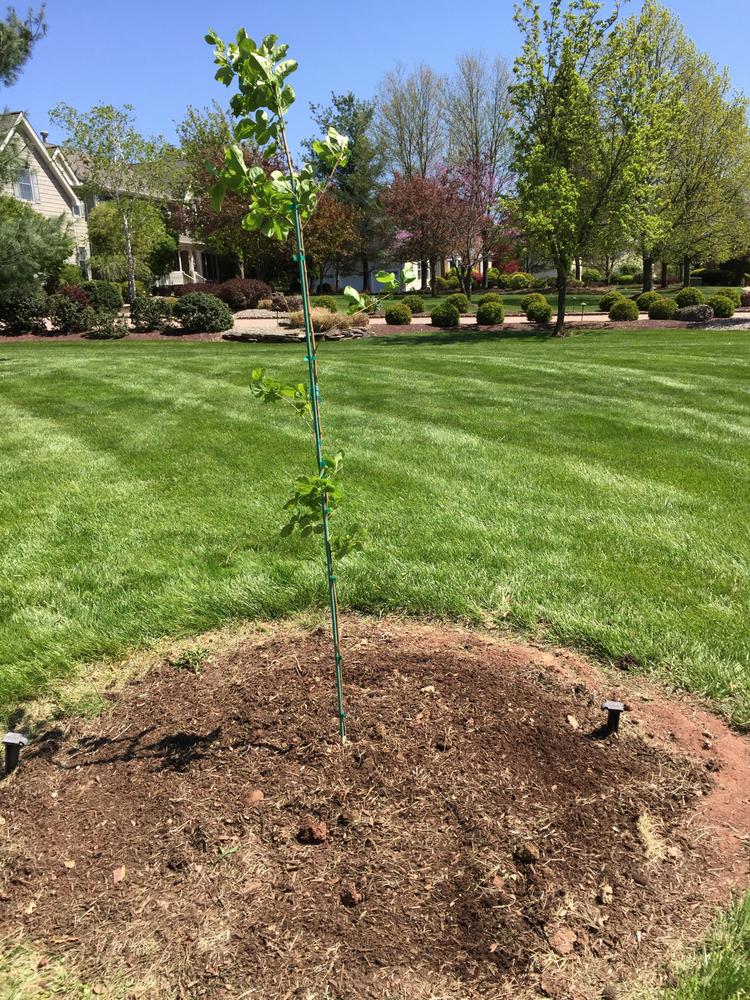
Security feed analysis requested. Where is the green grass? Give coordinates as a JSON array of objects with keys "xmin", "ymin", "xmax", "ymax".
[
  {"xmin": 656, "ymin": 895, "xmax": 750, "ymax": 999},
  {"xmin": 324, "ymin": 285, "xmax": 733, "ymax": 316},
  {"xmin": 1, "ymin": 327, "xmax": 749, "ymax": 723}
]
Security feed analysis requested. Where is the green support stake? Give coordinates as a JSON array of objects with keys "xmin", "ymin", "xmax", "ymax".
[{"xmin": 290, "ymin": 198, "xmax": 347, "ymax": 743}]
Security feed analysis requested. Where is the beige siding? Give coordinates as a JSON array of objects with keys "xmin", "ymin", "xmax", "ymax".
[{"xmin": 4, "ymin": 136, "xmax": 89, "ymax": 255}]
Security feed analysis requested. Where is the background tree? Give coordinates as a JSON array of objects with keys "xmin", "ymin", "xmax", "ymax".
[
  {"xmin": 49, "ymin": 102, "xmax": 179, "ymax": 301},
  {"xmin": 446, "ymin": 51, "xmax": 513, "ymax": 178},
  {"xmin": 306, "ymin": 92, "xmax": 385, "ymax": 291},
  {"xmin": 87, "ymin": 198, "xmax": 177, "ymax": 283},
  {"xmin": 0, "ymin": 193, "xmax": 72, "ymax": 294},
  {"xmin": 511, "ymin": 0, "xmax": 676, "ymax": 334},
  {"xmin": 380, "ymin": 172, "xmax": 459, "ymax": 295},
  {"xmin": 0, "ymin": 4, "xmax": 45, "ymax": 185},
  {"xmin": 375, "ymin": 64, "xmax": 446, "ymax": 179},
  {"xmin": 303, "ymin": 192, "xmax": 360, "ymax": 291}
]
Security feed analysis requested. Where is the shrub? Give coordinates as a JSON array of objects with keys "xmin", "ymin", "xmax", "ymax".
[
  {"xmin": 708, "ymin": 294, "xmax": 735, "ymax": 318},
  {"xmin": 285, "ymin": 294, "xmax": 302, "ymax": 312},
  {"xmin": 270, "ymin": 291, "xmax": 290, "ymax": 311},
  {"xmin": 567, "ymin": 277, "xmax": 584, "ymax": 289},
  {"xmin": 82, "ymin": 279, "xmax": 123, "ymax": 313},
  {"xmin": 384, "ymin": 302, "xmax": 412, "ymax": 325},
  {"xmin": 216, "ymin": 277, "xmax": 272, "ymax": 311},
  {"xmin": 171, "ymin": 281, "xmax": 221, "ymax": 298},
  {"xmin": 430, "ymin": 301, "xmax": 460, "ymax": 328},
  {"xmin": 486, "ymin": 267, "xmax": 501, "ymax": 287},
  {"xmin": 445, "ymin": 292, "xmax": 470, "ymax": 314},
  {"xmin": 526, "ymin": 298, "xmax": 553, "ymax": 324},
  {"xmin": 599, "ymin": 290, "xmax": 626, "ymax": 312},
  {"xmin": 257, "ymin": 298, "xmax": 273, "ymax": 309},
  {"xmin": 173, "ymin": 292, "xmax": 234, "ymax": 332},
  {"xmin": 494, "ymin": 272, "xmax": 511, "ymax": 289},
  {"xmin": 476, "ymin": 300, "xmax": 504, "ymax": 326},
  {"xmin": 59, "ymin": 283, "xmax": 91, "ymax": 307},
  {"xmin": 435, "ymin": 276, "xmax": 450, "ymax": 293},
  {"xmin": 509, "ymin": 271, "xmax": 534, "ymax": 290},
  {"xmin": 477, "ymin": 292, "xmax": 503, "ymax": 307},
  {"xmin": 520, "ymin": 292, "xmax": 547, "ymax": 312},
  {"xmin": 446, "ymin": 275, "xmax": 460, "ymax": 289},
  {"xmin": 675, "ymin": 287, "xmax": 705, "ymax": 308},
  {"xmin": 310, "ymin": 295, "xmax": 338, "ymax": 313},
  {"xmin": 402, "ymin": 294, "xmax": 424, "ymax": 313},
  {"xmin": 0, "ymin": 287, "xmax": 48, "ymax": 334},
  {"xmin": 317, "ymin": 282, "xmax": 333, "ymax": 294},
  {"xmin": 47, "ymin": 294, "xmax": 97, "ymax": 333},
  {"xmin": 616, "ymin": 274, "xmax": 635, "ymax": 285},
  {"xmin": 677, "ymin": 304, "xmax": 715, "ymax": 323},
  {"xmin": 636, "ymin": 291, "xmax": 661, "ymax": 312},
  {"xmin": 83, "ymin": 313, "xmax": 129, "ymax": 339},
  {"xmin": 131, "ymin": 295, "xmax": 173, "ymax": 332},
  {"xmin": 609, "ymin": 298, "xmax": 639, "ymax": 321},
  {"xmin": 717, "ymin": 286, "xmax": 741, "ymax": 307},
  {"xmin": 697, "ymin": 268, "xmax": 736, "ymax": 286},
  {"xmin": 648, "ymin": 296, "xmax": 677, "ymax": 320},
  {"xmin": 581, "ymin": 267, "xmax": 603, "ymax": 284},
  {"xmin": 58, "ymin": 263, "xmax": 83, "ymax": 286},
  {"xmin": 470, "ymin": 270, "xmax": 483, "ymax": 287},
  {"xmin": 287, "ymin": 308, "xmax": 367, "ymax": 333},
  {"xmin": 118, "ymin": 280, "xmax": 147, "ymax": 303}
]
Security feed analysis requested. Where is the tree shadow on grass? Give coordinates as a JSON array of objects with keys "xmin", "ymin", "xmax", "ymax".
[{"xmin": 368, "ymin": 327, "xmax": 560, "ymax": 348}]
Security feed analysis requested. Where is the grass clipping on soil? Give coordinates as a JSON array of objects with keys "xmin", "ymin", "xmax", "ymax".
[{"xmin": 0, "ymin": 619, "xmax": 724, "ymax": 999}]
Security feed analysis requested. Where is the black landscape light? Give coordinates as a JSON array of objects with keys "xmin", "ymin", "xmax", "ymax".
[
  {"xmin": 600, "ymin": 701, "xmax": 626, "ymax": 737},
  {"xmin": 2, "ymin": 732, "xmax": 29, "ymax": 775}
]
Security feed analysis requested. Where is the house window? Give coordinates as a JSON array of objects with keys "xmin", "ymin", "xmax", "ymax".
[{"xmin": 15, "ymin": 168, "xmax": 39, "ymax": 203}]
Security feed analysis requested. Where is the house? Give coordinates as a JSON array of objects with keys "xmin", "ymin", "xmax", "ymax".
[{"xmin": 0, "ymin": 111, "xmax": 91, "ymax": 275}]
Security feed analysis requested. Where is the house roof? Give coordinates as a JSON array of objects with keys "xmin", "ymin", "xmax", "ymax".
[{"xmin": 0, "ymin": 111, "xmax": 82, "ymax": 203}]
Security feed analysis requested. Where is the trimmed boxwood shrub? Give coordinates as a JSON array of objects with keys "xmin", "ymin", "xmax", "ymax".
[
  {"xmin": 476, "ymin": 300, "xmax": 504, "ymax": 326},
  {"xmin": 526, "ymin": 298, "xmax": 552, "ymax": 324},
  {"xmin": 677, "ymin": 304, "xmax": 714, "ymax": 323},
  {"xmin": 317, "ymin": 282, "xmax": 334, "ymax": 295},
  {"xmin": 599, "ymin": 290, "xmax": 626, "ymax": 312},
  {"xmin": 486, "ymin": 267, "xmax": 501, "ymax": 287},
  {"xmin": 47, "ymin": 295, "xmax": 97, "ymax": 333},
  {"xmin": 708, "ymin": 294, "xmax": 735, "ymax": 318},
  {"xmin": 445, "ymin": 292, "xmax": 470, "ymax": 314},
  {"xmin": 0, "ymin": 287, "xmax": 48, "ymax": 334},
  {"xmin": 384, "ymin": 302, "xmax": 412, "ymax": 325},
  {"xmin": 648, "ymin": 296, "xmax": 678, "ymax": 320},
  {"xmin": 581, "ymin": 267, "xmax": 603, "ymax": 284},
  {"xmin": 431, "ymin": 301, "xmax": 460, "ymax": 328},
  {"xmin": 520, "ymin": 292, "xmax": 547, "ymax": 312},
  {"xmin": 131, "ymin": 295, "xmax": 174, "ymax": 332},
  {"xmin": 609, "ymin": 298, "xmax": 639, "ymax": 321},
  {"xmin": 82, "ymin": 280, "xmax": 123, "ymax": 313},
  {"xmin": 509, "ymin": 271, "xmax": 534, "ymax": 290},
  {"xmin": 402, "ymin": 294, "xmax": 424, "ymax": 313},
  {"xmin": 310, "ymin": 295, "xmax": 338, "ymax": 313},
  {"xmin": 173, "ymin": 292, "xmax": 234, "ymax": 332},
  {"xmin": 696, "ymin": 269, "xmax": 736, "ymax": 286},
  {"xmin": 636, "ymin": 291, "xmax": 661, "ymax": 312},
  {"xmin": 477, "ymin": 292, "xmax": 503, "ymax": 307},
  {"xmin": 616, "ymin": 274, "xmax": 635, "ymax": 285},
  {"xmin": 675, "ymin": 287, "xmax": 705, "ymax": 308},
  {"xmin": 717, "ymin": 286, "xmax": 741, "ymax": 307}
]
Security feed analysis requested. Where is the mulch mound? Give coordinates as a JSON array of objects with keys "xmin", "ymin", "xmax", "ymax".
[{"xmin": 1, "ymin": 619, "xmax": 747, "ymax": 999}]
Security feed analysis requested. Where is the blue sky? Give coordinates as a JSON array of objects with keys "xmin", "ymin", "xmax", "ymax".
[{"xmin": 4, "ymin": 0, "xmax": 749, "ymax": 153}]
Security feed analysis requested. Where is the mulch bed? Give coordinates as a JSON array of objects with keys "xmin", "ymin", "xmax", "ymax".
[{"xmin": 1, "ymin": 618, "xmax": 748, "ymax": 999}]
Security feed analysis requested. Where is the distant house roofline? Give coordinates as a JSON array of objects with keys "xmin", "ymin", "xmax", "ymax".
[{"xmin": 0, "ymin": 111, "xmax": 82, "ymax": 204}]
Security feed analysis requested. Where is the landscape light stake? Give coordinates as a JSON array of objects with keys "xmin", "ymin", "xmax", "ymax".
[{"xmin": 2, "ymin": 732, "xmax": 28, "ymax": 775}]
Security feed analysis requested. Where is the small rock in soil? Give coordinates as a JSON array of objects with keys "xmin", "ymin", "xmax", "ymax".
[
  {"xmin": 598, "ymin": 883, "xmax": 614, "ymax": 905},
  {"xmin": 567, "ymin": 715, "xmax": 579, "ymax": 730},
  {"xmin": 340, "ymin": 883, "xmax": 362, "ymax": 907},
  {"xmin": 243, "ymin": 788, "xmax": 264, "ymax": 807},
  {"xmin": 548, "ymin": 926, "xmax": 577, "ymax": 956},
  {"xmin": 297, "ymin": 816, "xmax": 327, "ymax": 844},
  {"xmin": 516, "ymin": 841, "xmax": 541, "ymax": 864}
]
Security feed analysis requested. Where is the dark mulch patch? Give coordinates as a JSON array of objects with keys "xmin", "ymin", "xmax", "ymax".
[{"xmin": 0, "ymin": 620, "xmax": 737, "ymax": 998}]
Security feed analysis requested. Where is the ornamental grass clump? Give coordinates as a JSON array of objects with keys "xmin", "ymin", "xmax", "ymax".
[{"xmin": 288, "ymin": 308, "xmax": 368, "ymax": 332}]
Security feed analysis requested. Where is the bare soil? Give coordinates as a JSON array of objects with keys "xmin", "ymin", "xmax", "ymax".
[{"xmin": 1, "ymin": 618, "xmax": 748, "ymax": 999}]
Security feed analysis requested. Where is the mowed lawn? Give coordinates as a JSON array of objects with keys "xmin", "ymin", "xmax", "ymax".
[{"xmin": 1, "ymin": 328, "xmax": 749, "ymax": 723}]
